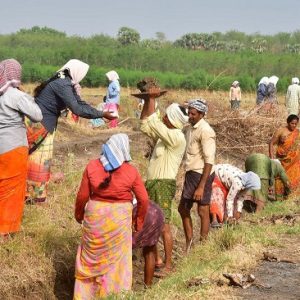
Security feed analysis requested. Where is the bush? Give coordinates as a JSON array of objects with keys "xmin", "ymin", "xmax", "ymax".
[{"xmin": 180, "ymin": 70, "xmax": 210, "ymax": 90}]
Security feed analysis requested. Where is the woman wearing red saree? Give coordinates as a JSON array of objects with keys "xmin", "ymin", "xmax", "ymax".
[{"xmin": 269, "ymin": 114, "xmax": 300, "ymax": 196}]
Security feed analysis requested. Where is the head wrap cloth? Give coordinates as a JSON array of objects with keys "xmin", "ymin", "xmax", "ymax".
[
  {"xmin": 165, "ymin": 103, "xmax": 188, "ymax": 129},
  {"xmin": 0, "ymin": 58, "xmax": 22, "ymax": 95},
  {"xmin": 100, "ymin": 133, "xmax": 131, "ymax": 171},
  {"xmin": 188, "ymin": 99, "xmax": 208, "ymax": 114},
  {"xmin": 239, "ymin": 171, "xmax": 261, "ymax": 190},
  {"xmin": 58, "ymin": 59, "xmax": 89, "ymax": 96}
]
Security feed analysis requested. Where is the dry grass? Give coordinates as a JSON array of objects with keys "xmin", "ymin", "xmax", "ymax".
[
  {"xmin": 0, "ymin": 85, "xmax": 298, "ymax": 299},
  {"xmin": 0, "ymin": 158, "xmax": 82, "ymax": 299}
]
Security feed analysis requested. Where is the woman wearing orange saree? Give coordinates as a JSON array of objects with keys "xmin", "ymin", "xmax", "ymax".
[
  {"xmin": 269, "ymin": 114, "xmax": 300, "ymax": 197},
  {"xmin": 0, "ymin": 59, "xmax": 42, "ymax": 238}
]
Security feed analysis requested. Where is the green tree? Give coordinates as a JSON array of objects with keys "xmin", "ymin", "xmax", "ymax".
[
  {"xmin": 285, "ymin": 44, "xmax": 300, "ymax": 54},
  {"xmin": 117, "ymin": 27, "xmax": 140, "ymax": 45},
  {"xmin": 17, "ymin": 26, "xmax": 66, "ymax": 37},
  {"xmin": 155, "ymin": 32, "xmax": 166, "ymax": 42},
  {"xmin": 251, "ymin": 38, "xmax": 268, "ymax": 53},
  {"xmin": 140, "ymin": 39, "xmax": 162, "ymax": 49},
  {"xmin": 225, "ymin": 40, "xmax": 244, "ymax": 53}
]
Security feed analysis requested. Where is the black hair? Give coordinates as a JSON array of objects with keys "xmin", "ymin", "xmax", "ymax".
[
  {"xmin": 178, "ymin": 105, "xmax": 188, "ymax": 116},
  {"xmin": 98, "ymin": 168, "xmax": 118, "ymax": 189},
  {"xmin": 34, "ymin": 69, "xmax": 71, "ymax": 98},
  {"xmin": 287, "ymin": 114, "xmax": 299, "ymax": 124},
  {"xmin": 98, "ymin": 173, "xmax": 112, "ymax": 189}
]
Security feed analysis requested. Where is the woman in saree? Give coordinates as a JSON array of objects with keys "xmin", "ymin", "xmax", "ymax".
[
  {"xmin": 0, "ymin": 59, "xmax": 42, "ymax": 238},
  {"xmin": 104, "ymin": 70, "xmax": 120, "ymax": 128},
  {"xmin": 74, "ymin": 133, "xmax": 149, "ymax": 299},
  {"xmin": 245, "ymin": 153, "xmax": 291, "ymax": 206},
  {"xmin": 269, "ymin": 114, "xmax": 300, "ymax": 197},
  {"xmin": 26, "ymin": 59, "xmax": 115, "ymax": 203},
  {"xmin": 210, "ymin": 164, "xmax": 261, "ymax": 227}
]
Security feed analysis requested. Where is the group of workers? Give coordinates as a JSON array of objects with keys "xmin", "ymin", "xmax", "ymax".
[
  {"xmin": 0, "ymin": 57, "xmax": 300, "ymax": 299},
  {"xmin": 73, "ymin": 91, "xmax": 300, "ymax": 299},
  {"xmin": 230, "ymin": 75, "xmax": 300, "ymax": 116}
]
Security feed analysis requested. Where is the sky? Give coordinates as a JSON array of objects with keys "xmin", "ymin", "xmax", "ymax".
[{"xmin": 1, "ymin": 0, "xmax": 300, "ymax": 41}]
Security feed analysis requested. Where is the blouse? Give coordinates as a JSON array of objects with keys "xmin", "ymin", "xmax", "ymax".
[{"xmin": 75, "ymin": 159, "xmax": 149, "ymax": 231}]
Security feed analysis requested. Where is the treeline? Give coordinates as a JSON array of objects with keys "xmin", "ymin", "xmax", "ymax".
[{"xmin": 1, "ymin": 26, "xmax": 300, "ymax": 92}]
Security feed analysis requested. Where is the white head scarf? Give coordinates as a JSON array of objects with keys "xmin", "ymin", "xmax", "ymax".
[
  {"xmin": 292, "ymin": 77, "xmax": 299, "ymax": 84},
  {"xmin": 165, "ymin": 103, "xmax": 188, "ymax": 129},
  {"xmin": 259, "ymin": 76, "xmax": 269, "ymax": 86},
  {"xmin": 106, "ymin": 70, "xmax": 120, "ymax": 81},
  {"xmin": 232, "ymin": 80, "xmax": 239, "ymax": 87},
  {"xmin": 269, "ymin": 75, "xmax": 279, "ymax": 86},
  {"xmin": 58, "ymin": 59, "xmax": 89, "ymax": 95}
]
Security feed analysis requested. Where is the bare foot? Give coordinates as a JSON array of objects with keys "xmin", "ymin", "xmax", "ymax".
[{"xmin": 0, "ymin": 234, "xmax": 10, "ymax": 243}]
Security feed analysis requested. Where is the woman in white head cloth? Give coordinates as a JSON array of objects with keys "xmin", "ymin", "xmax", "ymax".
[
  {"xmin": 229, "ymin": 80, "xmax": 241, "ymax": 110},
  {"xmin": 256, "ymin": 76, "xmax": 269, "ymax": 105},
  {"xmin": 267, "ymin": 75, "xmax": 279, "ymax": 104},
  {"xmin": 26, "ymin": 59, "xmax": 116, "ymax": 203},
  {"xmin": 104, "ymin": 70, "xmax": 120, "ymax": 128},
  {"xmin": 286, "ymin": 77, "xmax": 300, "ymax": 116}
]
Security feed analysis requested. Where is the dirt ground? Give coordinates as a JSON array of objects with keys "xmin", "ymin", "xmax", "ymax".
[{"xmin": 237, "ymin": 234, "xmax": 300, "ymax": 300}]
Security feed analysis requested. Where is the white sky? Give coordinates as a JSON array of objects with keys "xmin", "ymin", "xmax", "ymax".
[{"xmin": 1, "ymin": 0, "xmax": 300, "ymax": 40}]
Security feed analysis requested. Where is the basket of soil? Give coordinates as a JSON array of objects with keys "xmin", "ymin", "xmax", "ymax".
[{"xmin": 131, "ymin": 77, "xmax": 167, "ymax": 100}]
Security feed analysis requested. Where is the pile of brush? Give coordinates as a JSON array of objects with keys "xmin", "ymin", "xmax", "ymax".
[{"xmin": 209, "ymin": 105, "xmax": 286, "ymax": 165}]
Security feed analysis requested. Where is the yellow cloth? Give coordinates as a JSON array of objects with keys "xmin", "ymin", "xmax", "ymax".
[
  {"xmin": 184, "ymin": 118, "xmax": 216, "ymax": 174},
  {"xmin": 140, "ymin": 113, "xmax": 186, "ymax": 180}
]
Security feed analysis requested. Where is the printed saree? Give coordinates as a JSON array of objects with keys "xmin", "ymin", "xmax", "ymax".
[
  {"xmin": 210, "ymin": 176, "xmax": 228, "ymax": 223},
  {"xmin": 26, "ymin": 119, "xmax": 54, "ymax": 202},
  {"xmin": 74, "ymin": 201, "xmax": 132, "ymax": 299},
  {"xmin": 276, "ymin": 129, "xmax": 300, "ymax": 197}
]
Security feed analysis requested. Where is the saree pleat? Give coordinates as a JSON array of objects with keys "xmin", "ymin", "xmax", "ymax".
[{"xmin": 0, "ymin": 147, "xmax": 28, "ymax": 234}]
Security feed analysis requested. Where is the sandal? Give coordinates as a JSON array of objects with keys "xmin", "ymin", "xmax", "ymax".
[{"xmin": 211, "ymin": 221, "xmax": 221, "ymax": 228}]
